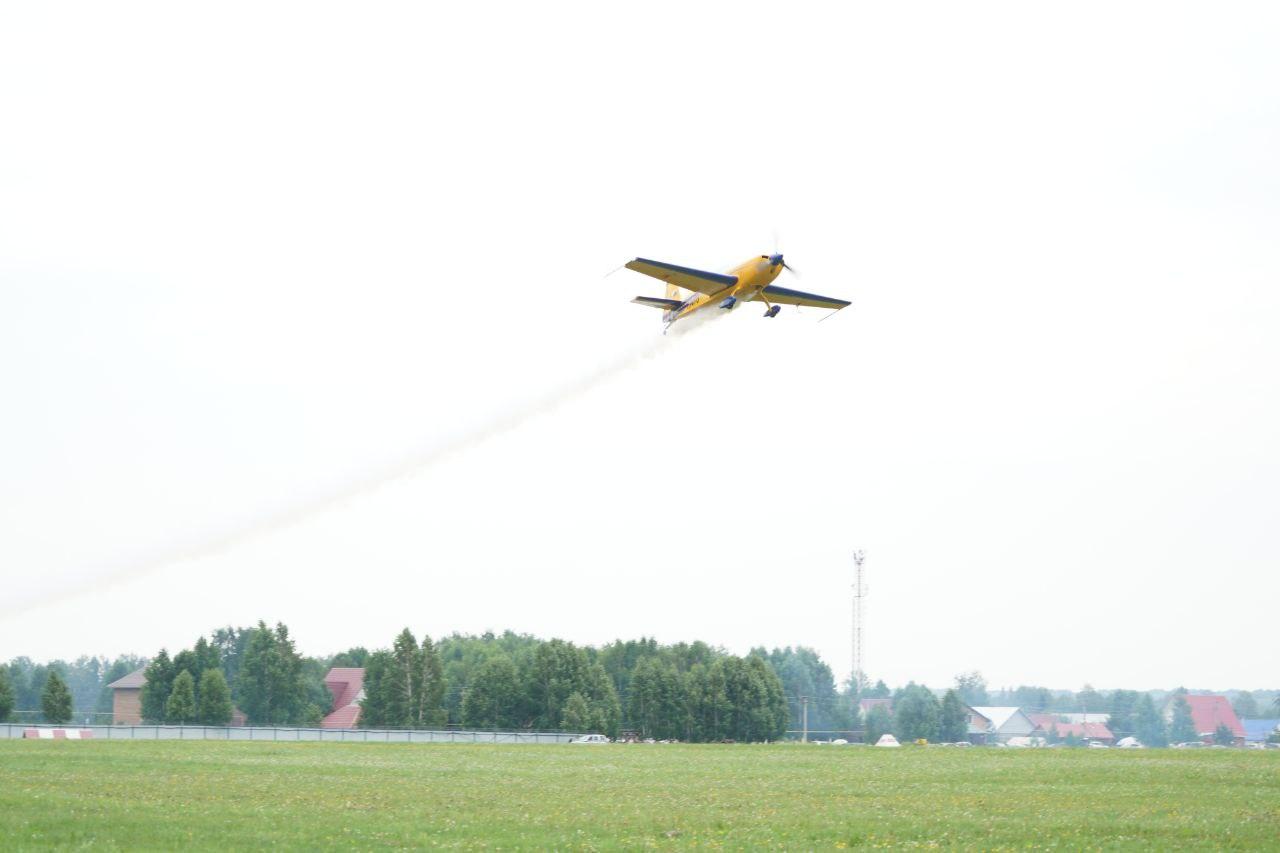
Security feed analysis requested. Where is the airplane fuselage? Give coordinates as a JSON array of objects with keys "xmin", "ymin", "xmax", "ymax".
[{"xmin": 663, "ymin": 256, "xmax": 785, "ymax": 325}]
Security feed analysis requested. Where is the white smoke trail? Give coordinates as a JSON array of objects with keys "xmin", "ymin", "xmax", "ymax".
[{"xmin": 1, "ymin": 316, "xmax": 720, "ymax": 617}]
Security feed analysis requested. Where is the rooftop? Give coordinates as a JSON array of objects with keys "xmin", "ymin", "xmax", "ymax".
[{"xmin": 107, "ymin": 668, "xmax": 146, "ymax": 690}]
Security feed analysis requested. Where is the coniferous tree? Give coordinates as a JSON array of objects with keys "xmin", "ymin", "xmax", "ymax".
[
  {"xmin": 238, "ymin": 622, "xmax": 307, "ymax": 725},
  {"xmin": 414, "ymin": 635, "xmax": 447, "ymax": 728},
  {"xmin": 387, "ymin": 628, "xmax": 419, "ymax": 727},
  {"xmin": 1134, "ymin": 693, "xmax": 1168, "ymax": 747},
  {"xmin": 165, "ymin": 670, "xmax": 197, "ymax": 723},
  {"xmin": 140, "ymin": 650, "xmax": 175, "ymax": 723},
  {"xmin": 1107, "ymin": 690, "xmax": 1141, "ymax": 738},
  {"xmin": 194, "ymin": 637, "xmax": 221, "ymax": 675},
  {"xmin": 360, "ymin": 629, "xmax": 449, "ymax": 729},
  {"xmin": 630, "ymin": 657, "xmax": 684, "ymax": 739},
  {"xmin": 1169, "ymin": 695, "xmax": 1198, "ymax": 744},
  {"xmin": 1213, "ymin": 723, "xmax": 1235, "ymax": 746},
  {"xmin": 585, "ymin": 662, "xmax": 622, "ymax": 738},
  {"xmin": 358, "ymin": 651, "xmax": 395, "ymax": 728},
  {"xmin": 197, "ymin": 669, "xmax": 233, "ymax": 725},
  {"xmin": 939, "ymin": 689, "xmax": 968, "ymax": 742},
  {"xmin": 0, "ymin": 667, "xmax": 14, "ymax": 722},
  {"xmin": 41, "ymin": 670, "xmax": 73, "ymax": 724},
  {"xmin": 745, "ymin": 654, "xmax": 788, "ymax": 741}
]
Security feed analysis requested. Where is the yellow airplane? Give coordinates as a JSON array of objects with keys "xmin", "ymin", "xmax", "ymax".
[{"xmin": 625, "ymin": 253, "xmax": 849, "ymax": 331}]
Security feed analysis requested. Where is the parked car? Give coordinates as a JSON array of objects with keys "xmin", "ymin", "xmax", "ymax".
[{"xmin": 571, "ymin": 734, "xmax": 610, "ymax": 744}]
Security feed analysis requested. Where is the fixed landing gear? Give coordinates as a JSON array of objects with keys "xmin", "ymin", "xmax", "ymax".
[
  {"xmin": 719, "ymin": 296, "xmax": 738, "ymax": 310},
  {"xmin": 764, "ymin": 304, "xmax": 781, "ymax": 318}
]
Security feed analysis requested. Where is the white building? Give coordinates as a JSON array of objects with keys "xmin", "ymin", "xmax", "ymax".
[{"xmin": 970, "ymin": 707, "xmax": 1038, "ymax": 742}]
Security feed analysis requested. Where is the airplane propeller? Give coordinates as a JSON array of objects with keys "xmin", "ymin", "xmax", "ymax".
[{"xmin": 768, "ymin": 253, "xmax": 800, "ymax": 278}]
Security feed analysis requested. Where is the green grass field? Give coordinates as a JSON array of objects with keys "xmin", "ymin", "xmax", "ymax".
[{"xmin": 2, "ymin": 742, "xmax": 1278, "ymax": 849}]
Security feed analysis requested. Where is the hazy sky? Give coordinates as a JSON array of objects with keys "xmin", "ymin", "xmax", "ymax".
[{"xmin": 3, "ymin": 2, "xmax": 1278, "ymax": 692}]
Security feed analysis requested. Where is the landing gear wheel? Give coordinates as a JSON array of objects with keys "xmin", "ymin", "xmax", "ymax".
[{"xmin": 765, "ymin": 304, "xmax": 781, "ymax": 318}]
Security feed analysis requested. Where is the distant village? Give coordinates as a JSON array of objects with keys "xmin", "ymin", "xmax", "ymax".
[{"xmin": 4, "ymin": 625, "xmax": 1278, "ymax": 748}]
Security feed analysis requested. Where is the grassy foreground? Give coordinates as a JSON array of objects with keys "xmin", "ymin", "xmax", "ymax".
[{"xmin": 2, "ymin": 742, "xmax": 1278, "ymax": 849}]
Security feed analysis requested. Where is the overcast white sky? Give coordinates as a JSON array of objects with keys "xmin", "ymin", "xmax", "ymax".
[{"xmin": 2, "ymin": 1, "xmax": 1278, "ymax": 692}]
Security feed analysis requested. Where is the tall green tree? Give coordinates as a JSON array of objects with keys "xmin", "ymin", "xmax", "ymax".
[
  {"xmin": 1107, "ymin": 690, "xmax": 1141, "ymax": 738},
  {"xmin": 211, "ymin": 626, "xmax": 254, "ymax": 689},
  {"xmin": 165, "ymin": 670, "xmax": 197, "ymax": 723},
  {"xmin": 197, "ymin": 669, "xmax": 233, "ymax": 726},
  {"xmin": 238, "ymin": 622, "xmax": 307, "ymax": 725},
  {"xmin": 865, "ymin": 680, "xmax": 891, "ymax": 699},
  {"xmin": 4, "ymin": 662, "xmax": 32, "ymax": 713},
  {"xmin": 414, "ymin": 636, "xmax": 447, "ymax": 728},
  {"xmin": 364, "ymin": 629, "xmax": 448, "ymax": 729},
  {"xmin": 1213, "ymin": 723, "xmax": 1235, "ymax": 746},
  {"xmin": 684, "ymin": 662, "xmax": 730, "ymax": 741},
  {"xmin": 140, "ymin": 650, "xmax": 175, "ymax": 723},
  {"xmin": 894, "ymin": 683, "xmax": 941, "ymax": 742},
  {"xmin": 1169, "ymin": 695, "xmax": 1197, "ymax": 744},
  {"xmin": 560, "ymin": 692, "xmax": 593, "ymax": 731},
  {"xmin": 939, "ymin": 689, "xmax": 968, "ymax": 742},
  {"xmin": 1232, "ymin": 691, "xmax": 1259, "ymax": 720},
  {"xmin": 461, "ymin": 655, "xmax": 522, "ymax": 729},
  {"xmin": 41, "ymin": 670, "xmax": 73, "ymax": 724},
  {"xmin": 1075, "ymin": 684, "xmax": 1104, "ymax": 714},
  {"xmin": 864, "ymin": 704, "xmax": 892, "ymax": 744},
  {"xmin": 358, "ymin": 630, "xmax": 448, "ymax": 729},
  {"xmin": 359, "ymin": 651, "xmax": 394, "ymax": 728},
  {"xmin": 954, "ymin": 672, "xmax": 988, "ymax": 706},
  {"xmin": 1010, "ymin": 685, "xmax": 1053, "ymax": 711},
  {"xmin": 1134, "ymin": 693, "xmax": 1167, "ymax": 747},
  {"xmin": 629, "ymin": 657, "xmax": 685, "ymax": 739},
  {"xmin": 762, "ymin": 647, "xmax": 840, "ymax": 734},
  {"xmin": 0, "ymin": 667, "xmax": 14, "ymax": 721}
]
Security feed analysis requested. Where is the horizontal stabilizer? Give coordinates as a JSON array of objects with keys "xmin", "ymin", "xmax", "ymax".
[{"xmin": 631, "ymin": 296, "xmax": 683, "ymax": 310}]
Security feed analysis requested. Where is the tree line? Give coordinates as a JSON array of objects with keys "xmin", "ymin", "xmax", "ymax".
[{"xmin": 5, "ymin": 634, "xmax": 1277, "ymax": 742}]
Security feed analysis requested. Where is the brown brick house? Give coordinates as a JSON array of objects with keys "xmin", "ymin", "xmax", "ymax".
[{"xmin": 107, "ymin": 668, "xmax": 147, "ymax": 724}]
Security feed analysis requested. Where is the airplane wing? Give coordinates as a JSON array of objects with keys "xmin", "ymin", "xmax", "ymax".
[
  {"xmin": 755, "ymin": 284, "xmax": 850, "ymax": 310},
  {"xmin": 631, "ymin": 296, "xmax": 683, "ymax": 310},
  {"xmin": 625, "ymin": 258, "xmax": 737, "ymax": 295}
]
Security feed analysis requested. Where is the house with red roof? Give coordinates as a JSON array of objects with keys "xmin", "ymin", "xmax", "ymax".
[
  {"xmin": 1164, "ymin": 694, "xmax": 1245, "ymax": 746},
  {"xmin": 321, "ymin": 667, "xmax": 365, "ymax": 729},
  {"xmin": 1027, "ymin": 713, "xmax": 1115, "ymax": 744}
]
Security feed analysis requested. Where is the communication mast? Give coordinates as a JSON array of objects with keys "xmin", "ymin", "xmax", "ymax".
[{"xmin": 851, "ymin": 550, "xmax": 867, "ymax": 690}]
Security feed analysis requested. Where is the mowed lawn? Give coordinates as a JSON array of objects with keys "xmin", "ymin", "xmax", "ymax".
[{"xmin": 2, "ymin": 742, "xmax": 1278, "ymax": 849}]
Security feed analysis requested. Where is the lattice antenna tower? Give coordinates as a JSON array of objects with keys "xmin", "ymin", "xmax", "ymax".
[{"xmin": 852, "ymin": 550, "xmax": 867, "ymax": 691}]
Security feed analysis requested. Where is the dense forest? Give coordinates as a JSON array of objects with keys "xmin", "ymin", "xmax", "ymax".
[{"xmin": 3, "ymin": 627, "xmax": 1277, "ymax": 744}]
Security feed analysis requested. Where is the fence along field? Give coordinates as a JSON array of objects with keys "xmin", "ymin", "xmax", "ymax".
[{"xmin": 2, "ymin": 740, "xmax": 1278, "ymax": 848}]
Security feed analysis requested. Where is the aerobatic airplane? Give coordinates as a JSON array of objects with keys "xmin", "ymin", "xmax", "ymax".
[{"xmin": 624, "ymin": 253, "xmax": 849, "ymax": 331}]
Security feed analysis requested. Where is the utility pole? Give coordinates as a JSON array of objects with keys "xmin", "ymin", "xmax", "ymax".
[
  {"xmin": 801, "ymin": 696, "xmax": 809, "ymax": 743},
  {"xmin": 852, "ymin": 550, "xmax": 866, "ymax": 692}
]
